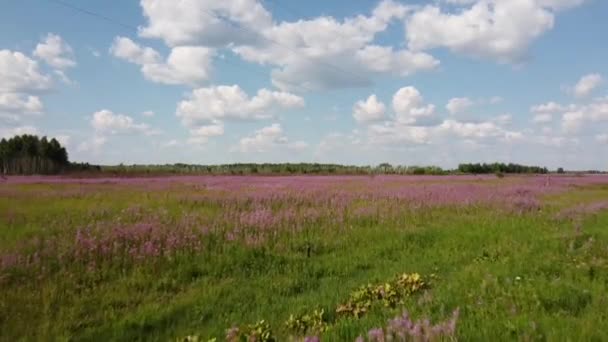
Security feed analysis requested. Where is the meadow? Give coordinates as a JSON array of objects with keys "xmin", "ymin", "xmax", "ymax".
[{"xmin": 1, "ymin": 174, "xmax": 608, "ymax": 341}]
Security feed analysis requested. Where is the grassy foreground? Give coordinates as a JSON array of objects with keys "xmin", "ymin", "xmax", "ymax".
[{"xmin": 1, "ymin": 176, "xmax": 608, "ymax": 341}]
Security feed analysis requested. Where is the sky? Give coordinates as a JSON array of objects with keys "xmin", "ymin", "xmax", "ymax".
[{"xmin": 1, "ymin": 0, "xmax": 607, "ymax": 169}]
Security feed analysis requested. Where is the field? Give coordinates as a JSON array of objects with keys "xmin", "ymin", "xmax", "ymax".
[{"xmin": 2, "ymin": 175, "xmax": 608, "ymax": 341}]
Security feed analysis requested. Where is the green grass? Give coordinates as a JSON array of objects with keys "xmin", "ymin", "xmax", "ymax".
[{"xmin": 1, "ymin": 182, "xmax": 608, "ymax": 341}]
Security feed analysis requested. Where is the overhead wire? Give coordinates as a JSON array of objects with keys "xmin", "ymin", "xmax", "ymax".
[{"xmin": 44, "ymin": 0, "xmax": 372, "ymax": 92}]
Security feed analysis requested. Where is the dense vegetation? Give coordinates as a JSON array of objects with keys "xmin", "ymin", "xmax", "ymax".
[
  {"xmin": 458, "ymin": 163, "xmax": 549, "ymax": 174},
  {"xmin": 1, "ymin": 135, "xmax": 600, "ymax": 176},
  {"xmin": 2, "ymin": 175, "xmax": 608, "ymax": 340},
  {"xmin": 101, "ymin": 162, "xmax": 562, "ymax": 176},
  {"xmin": 0, "ymin": 135, "xmax": 69, "ymax": 175},
  {"xmin": 100, "ymin": 163, "xmax": 449, "ymax": 176},
  {"xmin": 0, "ymin": 135, "xmax": 102, "ymax": 175}
]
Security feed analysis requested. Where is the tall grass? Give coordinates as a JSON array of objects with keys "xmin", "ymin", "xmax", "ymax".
[{"xmin": 1, "ymin": 175, "xmax": 608, "ymax": 340}]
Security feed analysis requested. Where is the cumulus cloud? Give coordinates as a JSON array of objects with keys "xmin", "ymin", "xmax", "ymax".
[
  {"xmin": 77, "ymin": 136, "xmax": 107, "ymax": 152},
  {"xmin": 531, "ymin": 101, "xmax": 568, "ymax": 113},
  {"xmin": 348, "ymin": 85, "xmax": 520, "ymax": 149},
  {"xmin": 235, "ymin": 123, "xmax": 287, "ymax": 152},
  {"xmin": 55, "ymin": 134, "xmax": 71, "ymax": 147},
  {"xmin": 437, "ymin": 119, "xmax": 505, "ymax": 139},
  {"xmin": 530, "ymin": 101, "xmax": 571, "ymax": 123},
  {"xmin": 0, "ymin": 50, "xmax": 52, "ymax": 122},
  {"xmin": 533, "ymin": 113, "xmax": 553, "ymax": 123},
  {"xmin": 138, "ymin": 0, "xmax": 273, "ymax": 47},
  {"xmin": 392, "ymin": 86, "xmax": 439, "ymax": 126},
  {"xmin": 110, "ymin": 36, "xmax": 214, "ymax": 85},
  {"xmin": 176, "ymin": 85, "xmax": 304, "ymax": 127},
  {"xmin": 125, "ymin": 0, "xmax": 441, "ymax": 91},
  {"xmin": 188, "ymin": 122, "xmax": 225, "ymax": 144},
  {"xmin": 572, "ymin": 73, "xmax": 603, "ymax": 98},
  {"xmin": 33, "ymin": 33, "xmax": 76, "ymax": 70},
  {"xmin": 367, "ymin": 122, "xmax": 432, "ymax": 145},
  {"xmin": 405, "ymin": 0, "xmax": 584, "ymax": 63},
  {"xmin": 0, "ymin": 93, "xmax": 43, "ymax": 118},
  {"xmin": 352, "ymin": 86, "xmax": 521, "ymax": 149},
  {"xmin": 233, "ymin": 123, "xmax": 309, "ymax": 153},
  {"xmin": 0, "ymin": 125, "xmax": 39, "ymax": 138},
  {"xmin": 561, "ymin": 98, "xmax": 608, "ymax": 133},
  {"xmin": 446, "ymin": 97, "xmax": 474, "ymax": 115},
  {"xmin": 353, "ymin": 94, "xmax": 386, "ymax": 123},
  {"xmin": 231, "ymin": 1, "xmax": 438, "ymax": 90},
  {"xmin": 142, "ymin": 110, "xmax": 155, "ymax": 117},
  {"xmin": 0, "ymin": 50, "xmax": 52, "ymax": 93},
  {"xmin": 91, "ymin": 109, "xmax": 157, "ymax": 135}
]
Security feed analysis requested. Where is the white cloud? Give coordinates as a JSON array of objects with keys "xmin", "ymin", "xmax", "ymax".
[
  {"xmin": 188, "ymin": 122, "xmax": 224, "ymax": 144},
  {"xmin": 351, "ymin": 86, "xmax": 521, "ymax": 148},
  {"xmin": 91, "ymin": 109, "xmax": 156, "ymax": 135},
  {"xmin": 77, "ymin": 136, "xmax": 107, "ymax": 152},
  {"xmin": 531, "ymin": 101, "xmax": 568, "ymax": 113},
  {"xmin": 492, "ymin": 114, "xmax": 512, "ymax": 126},
  {"xmin": 353, "ymin": 94, "xmax": 386, "ymax": 123},
  {"xmin": 0, "ymin": 93, "xmax": 43, "ymax": 116},
  {"xmin": 176, "ymin": 85, "xmax": 304, "ymax": 127},
  {"xmin": 561, "ymin": 98, "xmax": 608, "ymax": 133},
  {"xmin": 573, "ymin": 73, "xmax": 603, "ymax": 98},
  {"xmin": 438, "ymin": 119, "xmax": 504, "ymax": 139},
  {"xmin": 531, "ymin": 101, "xmax": 571, "ymax": 123},
  {"xmin": 33, "ymin": 33, "xmax": 76, "ymax": 70},
  {"xmin": 235, "ymin": 123, "xmax": 289, "ymax": 153},
  {"xmin": 392, "ymin": 86, "xmax": 438, "ymax": 126},
  {"xmin": 533, "ymin": 113, "xmax": 553, "ymax": 123},
  {"xmin": 0, "ymin": 50, "xmax": 52, "ymax": 122},
  {"xmin": 233, "ymin": 123, "xmax": 309, "ymax": 154},
  {"xmin": 0, "ymin": 125, "xmax": 39, "ymax": 138},
  {"xmin": 405, "ymin": 0, "xmax": 584, "ymax": 63},
  {"xmin": 368, "ymin": 122, "xmax": 432, "ymax": 145},
  {"xmin": 0, "ymin": 50, "xmax": 52, "ymax": 93},
  {"xmin": 232, "ymin": 1, "xmax": 437, "ymax": 90},
  {"xmin": 126, "ymin": 1, "xmax": 439, "ymax": 91},
  {"xmin": 488, "ymin": 96, "xmax": 503, "ymax": 104},
  {"xmin": 55, "ymin": 134, "xmax": 71, "ymax": 147},
  {"xmin": 110, "ymin": 36, "xmax": 214, "ymax": 85},
  {"xmin": 138, "ymin": 0, "xmax": 273, "ymax": 47},
  {"xmin": 142, "ymin": 110, "xmax": 155, "ymax": 117},
  {"xmin": 596, "ymin": 134, "xmax": 608, "ymax": 144},
  {"xmin": 355, "ymin": 45, "xmax": 439, "ymax": 77},
  {"xmin": 288, "ymin": 141, "xmax": 309, "ymax": 150},
  {"xmin": 80, "ymin": 109, "xmax": 162, "ymax": 154},
  {"xmin": 446, "ymin": 97, "xmax": 473, "ymax": 114},
  {"xmin": 111, "ymin": 36, "xmax": 159, "ymax": 64}
]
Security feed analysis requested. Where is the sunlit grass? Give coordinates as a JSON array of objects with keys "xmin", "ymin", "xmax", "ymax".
[{"xmin": 1, "ymin": 175, "xmax": 608, "ymax": 341}]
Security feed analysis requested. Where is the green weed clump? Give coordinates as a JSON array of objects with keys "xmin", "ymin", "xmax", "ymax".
[
  {"xmin": 225, "ymin": 320, "xmax": 275, "ymax": 342},
  {"xmin": 285, "ymin": 309, "xmax": 328, "ymax": 335},
  {"xmin": 337, "ymin": 273, "xmax": 427, "ymax": 318}
]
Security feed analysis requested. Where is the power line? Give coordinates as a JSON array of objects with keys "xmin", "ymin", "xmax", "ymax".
[
  {"xmin": 44, "ymin": 0, "xmax": 371, "ymax": 91},
  {"xmin": 46, "ymin": 0, "xmax": 138, "ymax": 32}
]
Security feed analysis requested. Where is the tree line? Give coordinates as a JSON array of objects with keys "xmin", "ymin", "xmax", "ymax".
[
  {"xmin": 101, "ymin": 163, "xmax": 450, "ymax": 176},
  {"xmin": 0, "ymin": 135, "xmax": 69, "ymax": 175},
  {"xmin": 0, "ymin": 134, "xmax": 596, "ymax": 176},
  {"xmin": 457, "ymin": 163, "xmax": 549, "ymax": 174}
]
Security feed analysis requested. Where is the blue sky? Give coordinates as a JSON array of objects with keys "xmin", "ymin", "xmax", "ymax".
[{"xmin": 1, "ymin": 0, "xmax": 607, "ymax": 169}]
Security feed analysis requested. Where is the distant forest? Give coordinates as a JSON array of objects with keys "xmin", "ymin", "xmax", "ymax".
[
  {"xmin": 0, "ymin": 134, "xmax": 601, "ymax": 176},
  {"xmin": 0, "ymin": 135, "xmax": 98, "ymax": 175}
]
